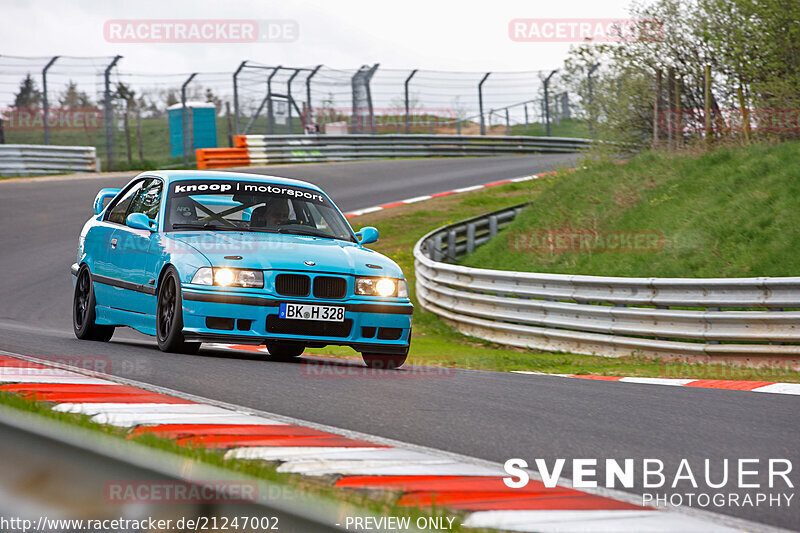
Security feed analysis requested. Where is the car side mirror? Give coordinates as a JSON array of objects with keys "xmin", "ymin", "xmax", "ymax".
[
  {"xmin": 93, "ymin": 188, "xmax": 121, "ymax": 215},
  {"xmin": 126, "ymin": 213, "xmax": 155, "ymax": 232},
  {"xmin": 356, "ymin": 226, "xmax": 379, "ymax": 245}
]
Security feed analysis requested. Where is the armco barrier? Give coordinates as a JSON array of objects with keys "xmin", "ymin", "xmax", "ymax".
[
  {"xmin": 413, "ymin": 204, "xmax": 800, "ymax": 365},
  {"xmin": 0, "ymin": 144, "xmax": 99, "ymax": 176},
  {"xmin": 196, "ymin": 134, "xmax": 594, "ymax": 169}
]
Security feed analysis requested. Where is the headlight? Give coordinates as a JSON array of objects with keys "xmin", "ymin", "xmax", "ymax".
[
  {"xmin": 355, "ymin": 277, "xmax": 407, "ymax": 297},
  {"xmin": 191, "ymin": 267, "xmax": 264, "ymax": 288}
]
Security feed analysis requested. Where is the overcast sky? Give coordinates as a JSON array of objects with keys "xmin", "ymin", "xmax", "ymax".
[{"xmin": 3, "ymin": 0, "xmax": 633, "ymax": 73}]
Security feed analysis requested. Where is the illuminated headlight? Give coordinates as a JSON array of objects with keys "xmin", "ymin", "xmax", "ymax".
[
  {"xmin": 355, "ymin": 277, "xmax": 407, "ymax": 297},
  {"xmin": 191, "ymin": 267, "xmax": 264, "ymax": 288}
]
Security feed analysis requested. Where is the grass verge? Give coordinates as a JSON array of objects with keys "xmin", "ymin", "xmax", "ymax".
[{"xmin": 307, "ymin": 147, "xmax": 800, "ymax": 383}]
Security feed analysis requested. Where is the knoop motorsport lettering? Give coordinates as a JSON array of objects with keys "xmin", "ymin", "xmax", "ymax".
[
  {"xmin": 172, "ymin": 181, "xmax": 327, "ymax": 204},
  {"xmin": 503, "ymin": 458, "xmax": 795, "ymax": 508}
]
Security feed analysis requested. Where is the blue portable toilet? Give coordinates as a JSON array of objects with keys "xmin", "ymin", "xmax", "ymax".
[{"xmin": 168, "ymin": 101, "xmax": 218, "ymax": 158}]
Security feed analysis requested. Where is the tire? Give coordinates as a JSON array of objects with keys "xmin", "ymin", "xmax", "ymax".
[
  {"xmin": 266, "ymin": 343, "xmax": 305, "ymax": 361},
  {"xmin": 73, "ymin": 266, "xmax": 114, "ymax": 342},
  {"xmin": 362, "ymin": 352, "xmax": 407, "ymax": 370},
  {"xmin": 156, "ymin": 266, "xmax": 200, "ymax": 354}
]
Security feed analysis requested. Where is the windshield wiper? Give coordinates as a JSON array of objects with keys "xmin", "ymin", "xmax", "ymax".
[
  {"xmin": 277, "ymin": 227, "xmax": 336, "ymax": 239},
  {"xmin": 171, "ymin": 223, "xmax": 242, "ymax": 231}
]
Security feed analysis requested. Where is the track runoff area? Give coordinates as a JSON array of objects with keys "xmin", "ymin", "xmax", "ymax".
[{"xmin": 2, "ymin": 349, "xmax": 792, "ymax": 533}]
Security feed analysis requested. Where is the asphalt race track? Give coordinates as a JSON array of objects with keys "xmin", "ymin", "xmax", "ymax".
[{"xmin": 0, "ymin": 154, "xmax": 797, "ymax": 531}]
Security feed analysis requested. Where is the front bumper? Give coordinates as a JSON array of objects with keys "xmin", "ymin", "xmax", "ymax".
[{"xmin": 181, "ymin": 286, "xmax": 412, "ymax": 355}]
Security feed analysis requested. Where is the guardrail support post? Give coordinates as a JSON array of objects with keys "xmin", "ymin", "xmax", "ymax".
[
  {"xmin": 233, "ymin": 61, "xmax": 247, "ymax": 135},
  {"xmin": 181, "ymin": 73, "xmax": 198, "ymax": 168},
  {"xmin": 41, "ymin": 56, "xmax": 59, "ymax": 145},
  {"xmin": 103, "ymin": 55, "xmax": 122, "ymax": 171},
  {"xmin": 433, "ymin": 234, "xmax": 443, "ymax": 262},
  {"xmin": 305, "ymin": 65, "xmax": 322, "ymax": 130},
  {"xmin": 489, "ymin": 215, "xmax": 498, "ymax": 237},
  {"xmin": 478, "ymin": 72, "xmax": 491, "ymax": 136},
  {"xmin": 466, "ymin": 223, "xmax": 476, "ymax": 254},
  {"xmin": 543, "ymin": 70, "xmax": 557, "ymax": 137},
  {"xmin": 447, "ymin": 229, "xmax": 457, "ymax": 262},
  {"xmin": 404, "ymin": 69, "xmax": 418, "ymax": 134}
]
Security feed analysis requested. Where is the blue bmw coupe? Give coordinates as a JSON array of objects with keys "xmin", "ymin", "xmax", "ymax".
[{"xmin": 72, "ymin": 171, "xmax": 412, "ymax": 368}]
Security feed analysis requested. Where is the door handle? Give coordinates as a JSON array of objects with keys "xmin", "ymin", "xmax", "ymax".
[{"xmin": 110, "ymin": 238, "xmax": 118, "ymax": 249}]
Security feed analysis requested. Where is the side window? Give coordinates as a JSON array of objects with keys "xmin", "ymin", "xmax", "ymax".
[
  {"xmin": 128, "ymin": 179, "xmax": 163, "ymax": 221},
  {"xmin": 106, "ymin": 181, "xmax": 145, "ymax": 225}
]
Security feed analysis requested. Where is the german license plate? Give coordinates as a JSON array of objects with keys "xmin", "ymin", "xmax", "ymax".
[{"xmin": 279, "ymin": 303, "xmax": 345, "ymax": 322}]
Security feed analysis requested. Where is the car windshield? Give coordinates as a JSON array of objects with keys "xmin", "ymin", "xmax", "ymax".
[{"xmin": 165, "ymin": 180, "xmax": 355, "ymax": 242}]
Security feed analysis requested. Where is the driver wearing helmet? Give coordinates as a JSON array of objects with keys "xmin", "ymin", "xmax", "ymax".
[{"xmin": 251, "ymin": 198, "xmax": 290, "ymax": 227}]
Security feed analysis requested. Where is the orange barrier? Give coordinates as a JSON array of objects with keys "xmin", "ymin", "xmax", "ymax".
[{"xmin": 195, "ymin": 147, "xmax": 249, "ymax": 169}]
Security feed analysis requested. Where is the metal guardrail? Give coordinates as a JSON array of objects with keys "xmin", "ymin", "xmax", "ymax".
[
  {"xmin": 0, "ymin": 144, "xmax": 99, "ymax": 176},
  {"xmin": 413, "ymin": 204, "xmax": 800, "ymax": 362},
  {"xmin": 0, "ymin": 405, "xmax": 382, "ymax": 532},
  {"xmin": 197, "ymin": 134, "xmax": 594, "ymax": 168}
]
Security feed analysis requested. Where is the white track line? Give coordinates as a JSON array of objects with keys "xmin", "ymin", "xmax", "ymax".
[{"xmin": 511, "ymin": 372, "xmax": 800, "ymax": 396}]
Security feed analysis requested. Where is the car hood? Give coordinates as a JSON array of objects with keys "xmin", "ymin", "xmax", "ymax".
[{"xmin": 165, "ymin": 231, "xmax": 404, "ymax": 278}]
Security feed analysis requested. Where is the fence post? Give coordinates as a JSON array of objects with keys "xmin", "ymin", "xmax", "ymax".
[
  {"xmin": 404, "ymin": 69, "xmax": 418, "ymax": 134},
  {"xmin": 267, "ymin": 66, "xmax": 281, "ymax": 135},
  {"xmin": 652, "ymin": 69, "xmax": 661, "ymax": 149},
  {"xmin": 103, "ymin": 55, "xmax": 122, "ymax": 171},
  {"xmin": 666, "ymin": 67, "xmax": 675, "ymax": 149},
  {"xmin": 704, "ymin": 65, "xmax": 711, "ymax": 146},
  {"xmin": 524, "ymin": 103, "xmax": 529, "ymax": 131},
  {"xmin": 41, "ymin": 56, "xmax": 59, "ymax": 145},
  {"xmin": 543, "ymin": 69, "xmax": 557, "ymax": 137},
  {"xmin": 478, "ymin": 72, "xmax": 490, "ymax": 136},
  {"xmin": 674, "ymin": 73, "xmax": 682, "ymax": 148},
  {"xmin": 365, "ymin": 63, "xmax": 379, "ymax": 134},
  {"xmin": 181, "ymin": 73, "xmax": 197, "ymax": 168},
  {"xmin": 737, "ymin": 86, "xmax": 751, "ymax": 143},
  {"xmin": 232, "ymin": 60, "xmax": 247, "ymax": 135},
  {"xmin": 351, "ymin": 66, "xmax": 374, "ymax": 134},
  {"xmin": 136, "ymin": 109, "xmax": 144, "ymax": 164},
  {"xmin": 305, "ymin": 65, "xmax": 322, "ymax": 129},
  {"xmin": 287, "ymin": 69, "xmax": 300, "ymax": 134},
  {"xmin": 587, "ymin": 63, "xmax": 599, "ymax": 137}
]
